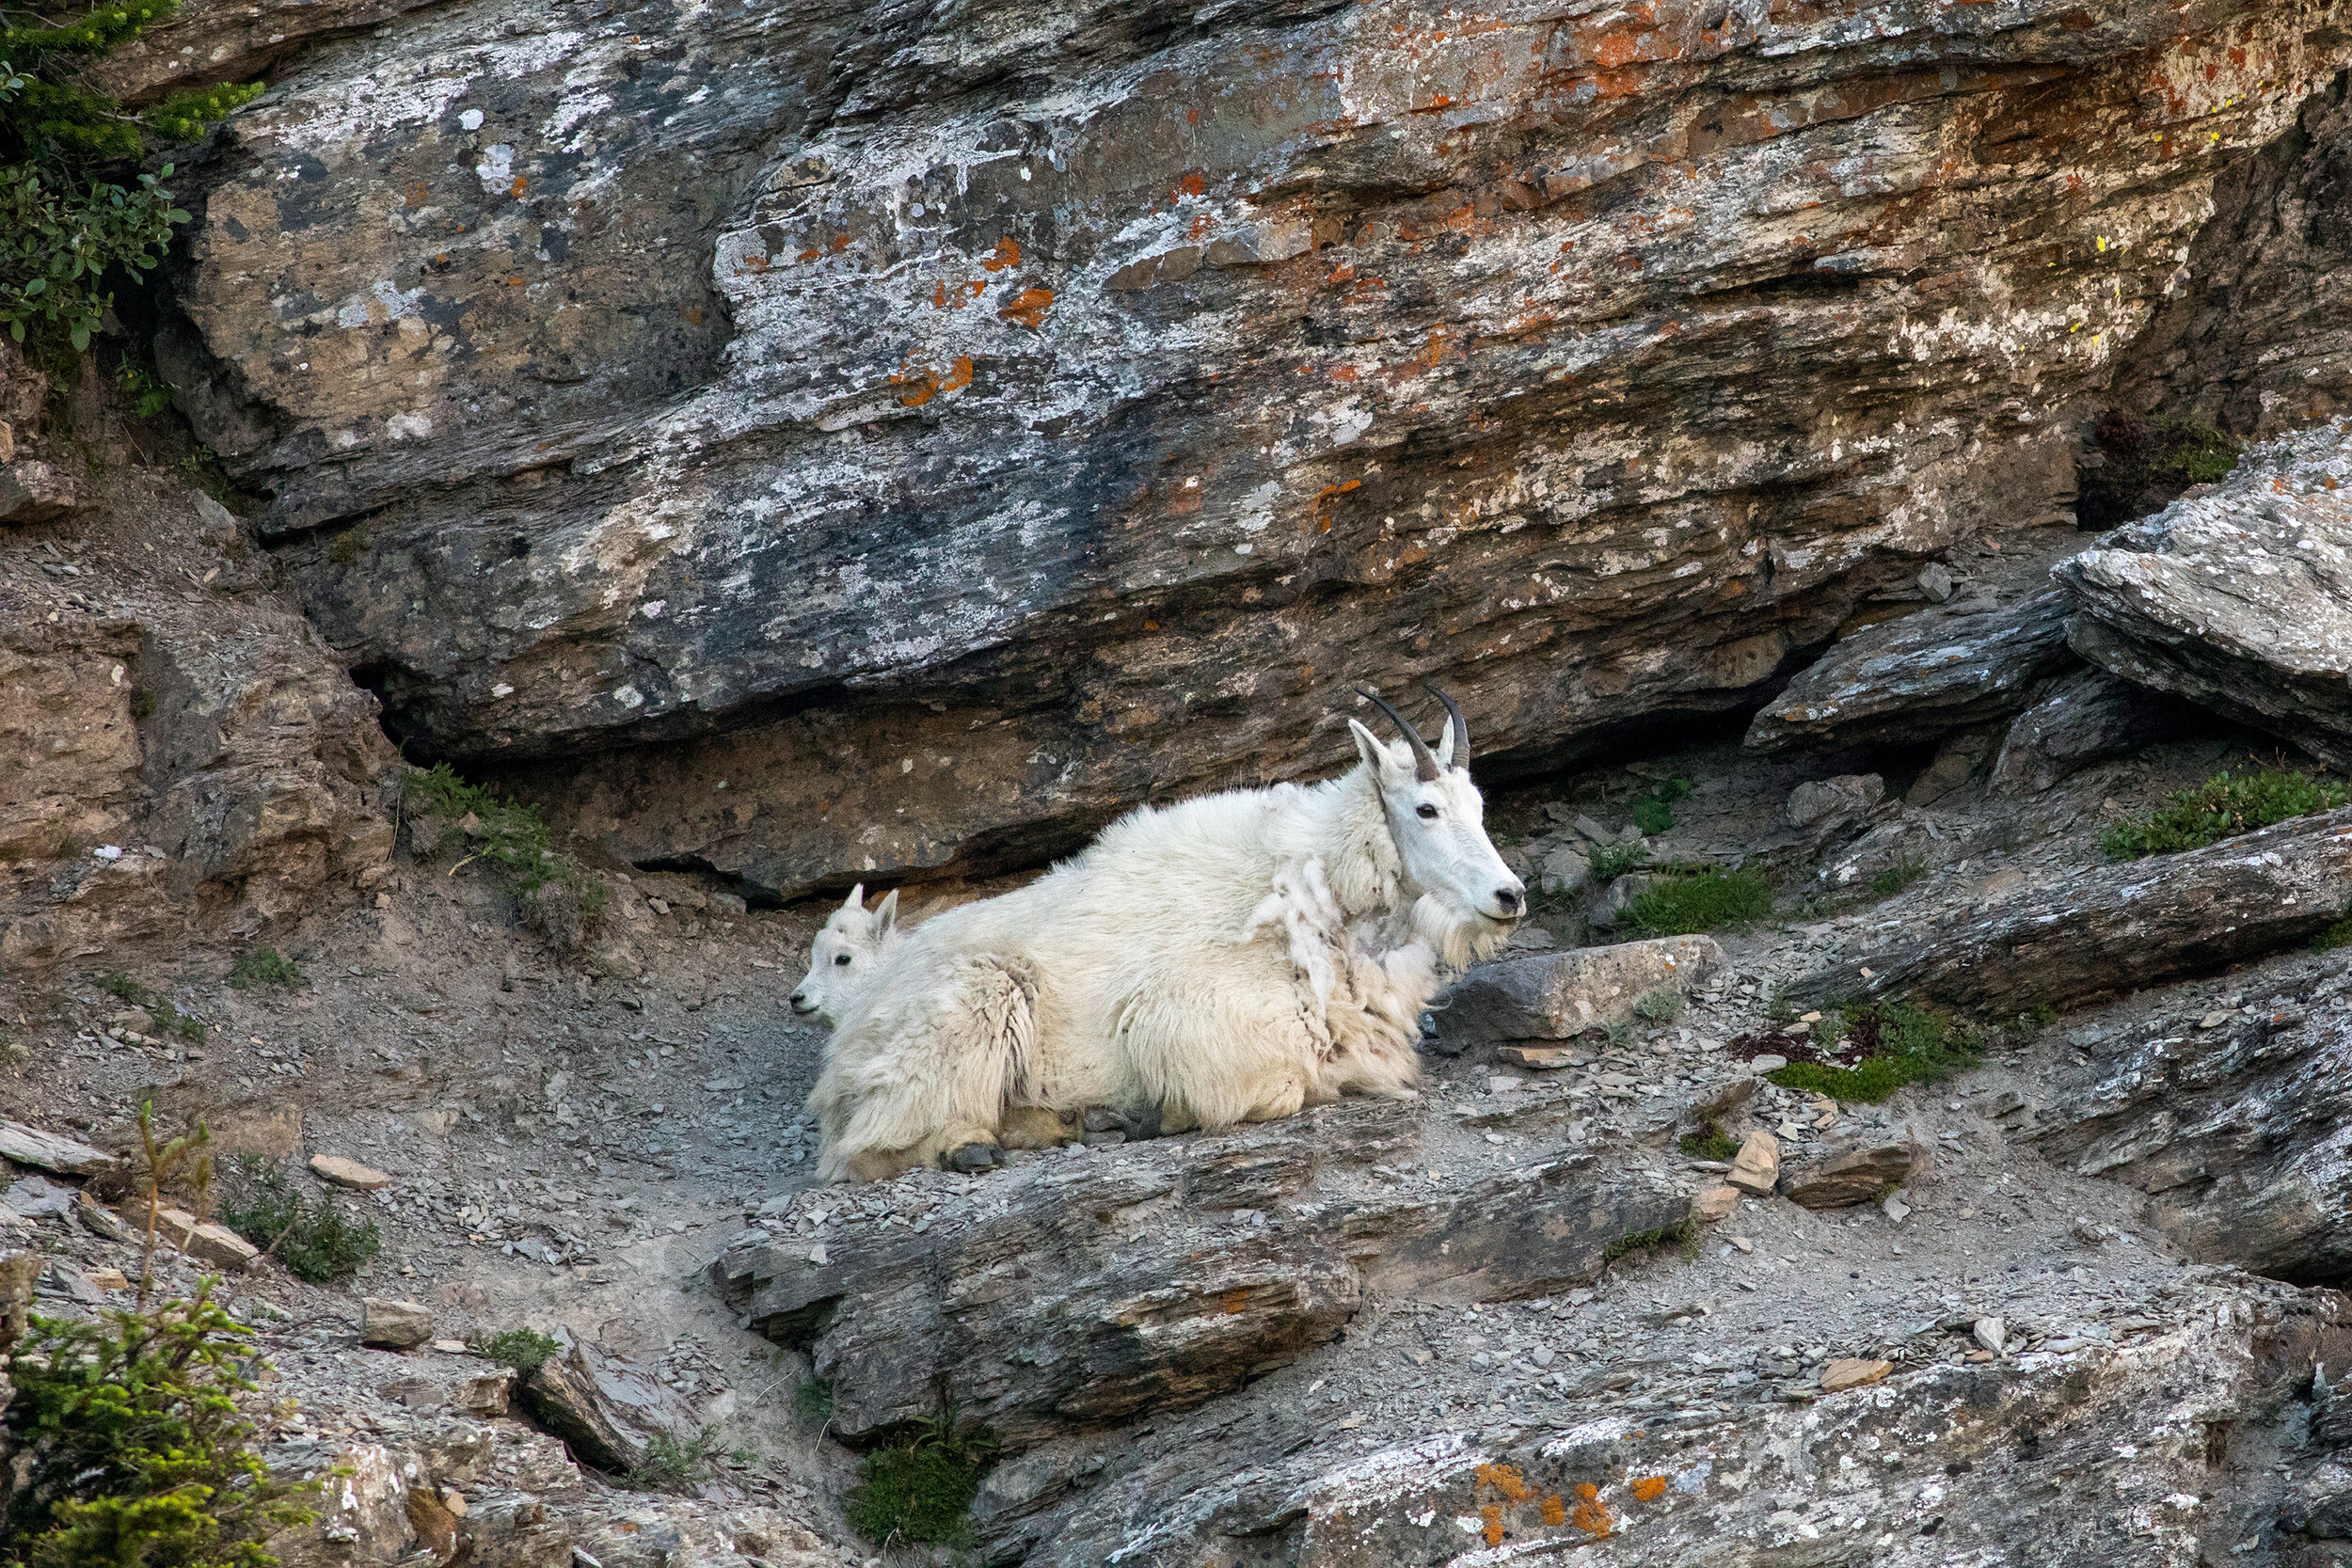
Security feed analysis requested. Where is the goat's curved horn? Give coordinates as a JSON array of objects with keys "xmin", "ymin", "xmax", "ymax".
[
  {"xmin": 1424, "ymin": 684, "xmax": 1470, "ymax": 769},
  {"xmin": 1352, "ymin": 686, "xmax": 1440, "ymax": 783}
]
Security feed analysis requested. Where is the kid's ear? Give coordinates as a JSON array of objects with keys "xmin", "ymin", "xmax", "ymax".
[
  {"xmin": 839, "ymin": 882, "xmax": 866, "ymax": 915},
  {"xmin": 1348, "ymin": 718, "xmax": 1392, "ymax": 777},
  {"xmin": 872, "ymin": 889, "xmax": 899, "ymax": 934}
]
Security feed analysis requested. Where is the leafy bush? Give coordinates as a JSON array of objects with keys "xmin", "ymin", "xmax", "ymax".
[
  {"xmin": 626, "ymin": 1427, "xmax": 721, "ymax": 1494},
  {"xmin": 227, "ymin": 947, "xmax": 301, "ymax": 990},
  {"xmin": 844, "ymin": 1421, "xmax": 996, "ymax": 1548},
  {"xmin": 2101, "ymin": 768, "xmax": 2347, "ymax": 859},
  {"xmin": 215, "ymin": 1157, "xmax": 379, "ymax": 1283},
  {"xmin": 1630, "ymin": 777, "xmax": 1693, "ymax": 836},
  {"xmin": 473, "ymin": 1328, "xmax": 560, "ymax": 1375},
  {"xmin": 1760, "ymin": 1003, "xmax": 1984, "ymax": 1103},
  {"xmin": 1620, "ymin": 866, "xmax": 1773, "ymax": 936},
  {"xmin": 792, "ymin": 1377, "xmax": 834, "ymax": 1426},
  {"xmin": 1, "ymin": 1279, "xmax": 315, "ymax": 1568}
]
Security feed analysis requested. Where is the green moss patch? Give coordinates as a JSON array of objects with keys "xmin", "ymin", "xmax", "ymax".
[
  {"xmin": 1620, "ymin": 866, "xmax": 1773, "ymax": 936},
  {"xmin": 1677, "ymin": 1122, "xmax": 1739, "ymax": 1162}
]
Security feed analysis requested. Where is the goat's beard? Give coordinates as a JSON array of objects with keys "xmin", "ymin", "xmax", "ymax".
[{"xmin": 1409, "ymin": 891, "xmax": 1517, "ymax": 973}]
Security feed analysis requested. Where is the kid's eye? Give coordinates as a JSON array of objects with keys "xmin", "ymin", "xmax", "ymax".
[
  {"xmin": 1416, "ymin": 803, "xmax": 1439, "ymax": 820},
  {"xmin": 834, "ymin": 954, "xmax": 851, "ymax": 965}
]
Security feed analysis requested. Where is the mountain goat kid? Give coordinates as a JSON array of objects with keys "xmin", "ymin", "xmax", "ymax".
[
  {"xmin": 788, "ymin": 884, "xmax": 902, "ymax": 1024},
  {"xmin": 810, "ymin": 687, "xmax": 1525, "ymax": 1182}
]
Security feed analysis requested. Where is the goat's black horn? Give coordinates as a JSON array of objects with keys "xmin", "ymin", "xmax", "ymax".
[{"xmin": 1352, "ymin": 686, "xmax": 1440, "ymax": 782}]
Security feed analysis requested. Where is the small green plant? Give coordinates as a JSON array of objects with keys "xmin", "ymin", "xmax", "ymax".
[
  {"xmin": 1630, "ymin": 777, "xmax": 1693, "ymax": 836},
  {"xmin": 1620, "ymin": 866, "xmax": 1773, "ymax": 937},
  {"xmin": 625, "ymin": 1426, "xmax": 722, "ymax": 1493},
  {"xmin": 1811, "ymin": 1010, "xmax": 1848, "ymax": 1049},
  {"xmin": 1632, "ymin": 984, "xmax": 1684, "ymax": 1024},
  {"xmin": 118, "ymin": 357, "xmax": 173, "ymax": 417},
  {"xmin": 2101, "ymin": 768, "xmax": 2347, "ymax": 859},
  {"xmin": 1602, "ymin": 1216, "xmax": 1699, "ymax": 1263},
  {"xmin": 1599, "ymin": 1021, "xmax": 1632, "ymax": 1049},
  {"xmin": 405, "ymin": 763, "xmax": 605, "ymax": 950},
  {"xmin": 844, "ymin": 1419, "xmax": 997, "ymax": 1548},
  {"xmin": 2001, "ymin": 1004, "xmax": 2058, "ymax": 1044},
  {"xmin": 473, "ymin": 1327, "xmax": 561, "ymax": 1375},
  {"xmin": 1868, "ymin": 854, "xmax": 1928, "ymax": 899},
  {"xmin": 792, "ymin": 1376, "xmax": 835, "ymax": 1426},
  {"xmin": 227, "ymin": 946, "xmax": 302, "ymax": 990},
  {"xmin": 2079, "ymin": 408, "xmax": 2244, "ymax": 529},
  {"xmin": 1677, "ymin": 1122, "xmax": 1739, "ymax": 1162},
  {"xmin": 2315, "ymin": 915, "xmax": 2352, "ymax": 951},
  {"xmin": 1586, "ymin": 839, "xmax": 1650, "ymax": 881},
  {"xmin": 1, "ymin": 1279, "xmax": 317, "ymax": 1566},
  {"xmin": 215, "ymin": 1157, "xmax": 380, "ymax": 1283},
  {"xmin": 99, "ymin": 971, "xmax": 206, "ymax": 1039},
  {"xmin": 1762, "ymin": 1003, "xmax": 1985, "ymax": 1103}
]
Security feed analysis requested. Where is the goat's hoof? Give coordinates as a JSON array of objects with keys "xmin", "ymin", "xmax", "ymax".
[{"xmin": 946, "ymin": 1142, "xmax": 1003, "ymax": 1174}]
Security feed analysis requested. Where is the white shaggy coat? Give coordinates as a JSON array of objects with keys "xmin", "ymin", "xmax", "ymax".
[{"xmin": 809, "ymin": 719, "xmax": 1521, "ymax": 1182}]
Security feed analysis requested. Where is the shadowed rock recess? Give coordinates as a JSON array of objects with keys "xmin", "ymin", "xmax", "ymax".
[{"xmin": 155, "ymin": 0, "xmax": 2352, "ymax": 895}]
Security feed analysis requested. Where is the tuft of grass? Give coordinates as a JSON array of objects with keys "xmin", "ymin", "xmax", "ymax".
[
  {"xmin": 793, "ymin": 1376, "xmax": 835, "ymax": 1426},
  {"xmin": 216, "ymin": 1156, "xmax": 380, "ymax": 1283},
  {"xmin": 405, "ymin": 763, "xmax": 605, "ymax": 951},
  {"xmin": 1760, "ymin": 1003, "xmax": 1985, "ymax": 1103},
  {"xmin": 2316, "ymin": 915, "xmax": 2352, "ymax": 952},
  {"xmin": 2102, "ymin": 768, "xmax": 2347, "ymax": 859},
  {"xmin": 98, "ymin": 971, "xmax": 206, "ymax": 1040},
  {"xmin": 1603, "ymin": 1216, "xmax": 1699, "ymax": 1263},
  {"xmin": 1630, "ymin": 777, "xmax": 1694, "ymax": 836},
  {"xmin": 228, "ymin": 946, "xmax": 303, "ymax": 990},
  {"xmin": 844, "ymin": 1420, "xmax": 997, "ymax": 1547},
  {"xmin": 1677, "ymin": 1122, "xmax": 1739, "ymax": 1162},
  {"xmin": 626, "ymin": 1426, "xmax": 722, "ymax": 1493},
  {"xmin": 1632, "ymin": 984, "xmax": 1685, "ymax": 1023},
  {"xmin": 1586, "ymin": 839, "xmax": 1650, "ymax": 881},
  {"xmin": 1620, "ymin": 866, "xmax": 1774, "ymax": 937},
  {"xmin": 473, "ymin": 1327, "xmax": 561, "ymax": 1374},
  {"xmin": 1868, "ymin": 854, "xmax": 1929, "ymax": 899}
]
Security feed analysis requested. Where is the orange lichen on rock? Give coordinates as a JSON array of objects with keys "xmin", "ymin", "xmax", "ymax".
[
  {"xmin": 999, "ymin": 288, "xmax": 1056, "ymax": 329},
  {"xmin": 1474, "ymin": 1462, "xmax": 1532, "ymax": 1502},
  {"xmin": 1630, "ymin": 1475, "xmax": 1669, "ymax": 1503},
  {"xmin": 1540, "ymin": 1494, "xmax": 1566, "ymax": 1527},
  {"xmin": 980, "ymin": 236, "xmax": 1021, "ymax": 272},
  {"xmin": 1570, "ymin": 1481, "xmax": 1613, "ymax": 1539},
  {"xmin": 1480, "ymin": 1504, "xmax": 1503, "ymax": 1547}
]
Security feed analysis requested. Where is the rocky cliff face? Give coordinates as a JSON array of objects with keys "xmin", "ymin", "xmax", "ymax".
[{"xmin": 148, "ymin": 0, "xmax": 2352, "ymax": 895}]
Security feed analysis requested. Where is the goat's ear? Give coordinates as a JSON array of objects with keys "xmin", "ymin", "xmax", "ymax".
[
  {"xmin": 1347, "ymin": 718, "xmax": 1392, "ymax": 778},
  {"xmin": 839, "ymin": 882, "xmax": 866, "ymax": 915},
  {"xmin": 872, "ymin": 889, "xmax": 899, "ymax": 935}
]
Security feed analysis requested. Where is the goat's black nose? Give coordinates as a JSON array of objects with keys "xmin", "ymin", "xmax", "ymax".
[{"xmin": 1495, "ymin": 886, "xmax": 1523, "ymax": 914}]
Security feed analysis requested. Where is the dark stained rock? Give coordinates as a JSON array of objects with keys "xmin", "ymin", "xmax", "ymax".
[
  {"xmin": 152, "ymin": 0, "xmax": 2352, "ymax": 896},
  {"xmin": 1786, "ymin": 806, "xmax": 2352, "ymax": 1015},
  {"xmin": 1988, "ymin": 665, "xmax": 2193, "ymax": 796},
  {"xmin": 2060, "ymin": 424, "xmax": 2352, "ymax": 767},
  {"xmin": 2036, "ymin": 980, "xmax": 2352, "ymax": 1285},
  {"xmin": 1743, "ymin": 591, "xmax": 2075, "ymax": 755},
  {"xmin": 710, "ymin": 1106, "xmax": 1687, "ymax": 1453},
  {"xmin": 519, "ymin": 1330, "xmax": 700, "ymax": 1474}
]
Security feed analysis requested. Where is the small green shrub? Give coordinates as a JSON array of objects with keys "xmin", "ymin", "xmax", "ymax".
[
  {"xmin": 2102, "ymin": 768, "xmax": 2347, "ymax": 859},
  {"xmin": 99, "ymin": 971, "xmax": 205, "ymax": 1039},
  {"xmin": 1, "ymin": 1279, "xmax": 316, "ymax": 1566},
  {"xmin": 227, "ymin": 947, "xmax": 301, "ymax": 990},
  {"xmin": 473, "ymin": 1328, "xmax": 561, "ymax": 1375},
  {"xmin": 1632, "ymin": 984, "xmax": 1684, "ymax": 1023},
  {"xmin": 1629, "ymin": 777, "xmax": 1693, "ymax": 836},
  {"xmin": 1620, "ymin": 866, "xmax": 1773, "ymax": 936},
  {"xmin": 844, "ymin": 1421, "xmax": 996, "ymax": 1548},
  {"xmin": 1868, "ymin": 854, "xmax": 1928, "ymax": 899},
  {"xmin": 2315, "ymin": 915, "xmax": 2352, "ymax": 952},
  {"xmin": 1764, "ymin": 1003, "xmax": 1984, "ymax": 1103},
  {"xmin": 405, "ymin": 764, "xmax": 604, "ymax": 949},
  {"xmin": 119, "ymin": 357, "xmax": 173, "ymax": 417},
  {"xmin": 626, "ymin": 1426, "xmax": 721, "ymax": 1493},
  {"xmin": 1677, "ymin": 1122, "xmax": 1739, "ymax": 1162},
  {"xmin": 1602, "ymin": 1216, "xmax": 1698, "ymax": 1263},
  {"xmin": 215, "ymin": 1157, "xmax": 379, "ymax": 1283},
  {"xmin": 792, "ymin": 1377, "xmax": 835, "ymax": 1426},
  {"xmin": 1586, "ymin": 839, "xmax": 1650, "ymax": 881}
]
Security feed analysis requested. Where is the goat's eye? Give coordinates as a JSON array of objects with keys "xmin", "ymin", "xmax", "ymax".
[
  {"xmin": 834, "ymin": 954, "xmax": 851, "ymax": 965},
  {"xmin": 1416, "ymin": 803, "xmax": 1439, "ymax": 820}
]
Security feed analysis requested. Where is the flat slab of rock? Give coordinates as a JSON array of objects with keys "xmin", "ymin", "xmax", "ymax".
[
  {"xmin": 2060, "ymin": 425, "xmax": 2352, "ymax": 764},
  {"xmin": 151, "ymin": 1206, "xmax": 260, "ymax": 1271},
  {"xmin": 1819, "ymin": 1356, "xmax": 1893, "ymax": 1392},
  {"xmin": 1438, "ymin": 937, "xmax": 1724, "ymax": 1045},
  {"xmin": 310, "ymin": 1154, "xmax": 394, "ymax": 1190},
  {"xmin": 0, "ymin": 1119, "xmax": 113, "ymax": 1177},
  {"xmin": 711, "ymin": 1104, "xmax": 1688, "ymax": 1453},
  {"xmin": 521, "ymin": 1329, "xmax": 700, "ymax": 1474},
  {"xmin": 1784, "ymin": 806, "xmax": 2352, "ymax": 1015},
  {"xmin": 1780, "ymin": 1144, "xmax": 1915, "ymax": 1210},
  {"xmin": 1725, "ymin": 1131, "xmax": 1781, "ymax": 1196},
  {"xmin": 360, "ymin": 1297, "xmax": 435, "ymax": 1349},
  {"xmin": 1744, "ymin": 590, "xmax": 2075, "ymax": 753}
]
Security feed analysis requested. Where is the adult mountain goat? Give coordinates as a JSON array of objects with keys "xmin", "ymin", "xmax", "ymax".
[{"xmin": 809, "ymin": 688, "xmax": 1525, "ymax": 1182}]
